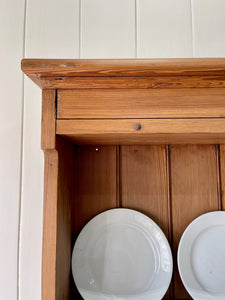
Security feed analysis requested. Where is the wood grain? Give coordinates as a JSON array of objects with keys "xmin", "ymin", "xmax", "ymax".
[
  {"xmin": 170, "ymin": 145, "xmax": 220, "ymax": 299},
  {"xmin": 1, "ymin": 1, "xmax": 25, "ymax": 298},
  {"xmin": 42, "ymin": 91, "xmax": 75, "ymax": 300},
  {"xmin": 57, "ymin": 88, "xmax": 225, "ymax": 119},
  {"xmin": 42, "ymin": 149, "xmax": 58, "ymax": 300},
  {"xmin": 56, "ymin": 137, "xmax": 75, "ymax": 300},
  {"xmin": 41, "ymin": 87, "xmax": 58, "ymax": 300},
  {"xmin": 38, "ymin": 75, "xmax": 225, "ymax": 89},
  {"xmin": 29, "ymin": 74, "xmax": 43, "ymax": 88},
  {"xmin": 21, "ymin": 58, "xmax": 225, "ymax": 78},
  {"xmin": 56, "ymin": 118, "xmax": 225, "ymax": 145},
  {"xmin": 220, "ymin": 145, "xmax": 225, "ymax": 211},
  {"xmin": 120, "ymin": 146, "xmax": 169, "ymax": 235},
  {"xmin": 23, "ymin": 58, "xmax": 225, "ymax": 299},
  {"xmin": 73, "ymin": 146, "xmax": 118, "ymax": 236},
  {"xmin": 42, "ymin": 137, "xmax": 76, "ymax": 300},
  {"xmin": 120, "ymin": 146, "xmax": 172, "ymax": 299},
  {"xmin": 41, "ymin": 89, "xmax": 56, "ymax": 149}
]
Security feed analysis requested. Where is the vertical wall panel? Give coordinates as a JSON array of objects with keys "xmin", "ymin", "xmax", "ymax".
[
  {"xmin": 19, "ymin": 1, "xmax": 79, "ymax": 299},
  {"xmin": 24, "ymin": 0, "xmax": 79, "ymax": 58},
  {"xmin": 0, "ymin": 1, "xmax": 25, "ymax": 299},
  {"xmin": 137, "ymin": 0, "xmax": 193, "ymax": 58},
  {"xmin": 170, "ymin": 145, "xmax": 220, "ymax": 299},
  {"xmin": 81, "ymin": 0, "xmax": 136, "ymax": 58},
  {"xmin": 192, "ymin": 0, "xmax": 225, "ymax": 57}
]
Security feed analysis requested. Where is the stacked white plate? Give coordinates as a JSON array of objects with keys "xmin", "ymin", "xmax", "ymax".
[
  {"xmin": 72, "ymin": 208, "xmax": 173, "ymax": 300},
  {"xmin": 178, "ymin": 211, "xmax": 225, "ymax": 300}
]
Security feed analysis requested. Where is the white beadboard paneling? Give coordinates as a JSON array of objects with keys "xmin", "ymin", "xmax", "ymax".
[
  {"xmin": 0, "ymin": 0, "xmax": 25, "ymax": 299},
  {"xmin": 192, "ymin": 0, "xmax": 225, "ymax": 57},
  {"xmin": 81, "ymin": 0, "xmax": 136, "ymax": 58},
  {"xmin": 137, "ymin": 0, "xmax": 193, "ymax": 58},
  {"xmin": 20, "ymin": 1, "xmax": 79, "ymax": 299},
  {"xmin": 19, "ymin": 80, "xmax": 44, "ymax": 300},
  {"xmin": 24, "ymin": 0, "xmax": 79, "ymax": 58}
]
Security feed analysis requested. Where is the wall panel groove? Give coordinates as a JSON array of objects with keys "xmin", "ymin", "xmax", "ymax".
[
  {"xmin": 190, "ymin": 0, "xmax": 195, "ymax": 57},
  {"xmin": 0, "ymin": 0, "xmax": 26, "ymax": 299},
  {"xmin": 116, "ymin": 146, "xmax": 122, "ymax": 208},
  {"xmin": 170, "ymin": 145, "xmax": 219, "ymax": 299},
  {"xmin": 137, "ymin": 0, "xmax": 193, "ymax": 58},
  {"xmin": 166, "ymin": 145, "xmax": 173, "ymax": 299},
  {"xmin": 19, "ymin": 0, "xmax": 80, "ymax": 299},
  {"xmin": 192, "ymin": 0, "xmax": 225, "ymax": 57},
  {"xmin": 219, "ymin": 145, "xmax": 225, "ymax": 211},
  {"xmin": 81, "ymin": 0, "xmax": 136, "ymax": 58},
  {"xmin": 17, "ymin": 0, "xmax": 27, "ymax": 297},
  {"xmin": 216, "ymin": 145, "xmax": 222, "ymax": 210}
]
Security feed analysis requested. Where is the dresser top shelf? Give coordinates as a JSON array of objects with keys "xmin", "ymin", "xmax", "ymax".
[{"xmin": 21, "ymin": 58, "xmax": 225, "ymax": 90}]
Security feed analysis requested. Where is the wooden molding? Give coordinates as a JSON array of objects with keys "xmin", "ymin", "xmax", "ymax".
[
  {"xmin": 38, "ymin": 75, "xmax": 225, "ymax": 90},
  {"xmin": 21, "ymin": 58, "xmax": 225, "ymax": 90}
]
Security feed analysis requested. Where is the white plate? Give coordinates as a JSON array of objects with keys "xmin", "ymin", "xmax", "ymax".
[
  {"xmin": 72, "ymin": 208, "xmax": 173, "ymax": 300},
  {"xmin": 178, "ymin": 211, "xmax": 225, "ymax": 300}
]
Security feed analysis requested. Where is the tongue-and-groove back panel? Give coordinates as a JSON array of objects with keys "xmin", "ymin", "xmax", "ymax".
[
  {"xmin": 170, "ymin": 145, "xmax": 220, "ymax": 299},
  {"xmin": 73, "ymin": 144, "xmax": 221, "ymax": 299}
]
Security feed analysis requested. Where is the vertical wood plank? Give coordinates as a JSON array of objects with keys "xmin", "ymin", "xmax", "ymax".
[
  {"xmin": 41, "ymin": 90, "xmax": 55, "ymax": 149},
  {"xmin": 137, "ymin": 0, "xmax": 193, "ymax": 58},
  {"xmin": 120, "ymin": 146, "xmax": 170, "ymax": 235},
  {"xmin": 74, "ymin": 146, "xmax": 118, "ymax": 236},
  {"xmin": 72, "ymin": 146, "xmax": 118, "ymax": 298},
  {"xmin": 192, "ymin": 0, "xmax": 225, "ymax": 57},
  {"xmin": 81, "ymin": 0, "xmax": 136, "ymax": 58},
  {"xmin": 170, "ymin": 145, "xmax": 220, "ymax": 299},
  {"xmin": 120, "ymin": 145, "xmax": 171, "ymax": 299},
  {"xmin": 55, "ymin": 137, "xmax": 75, "ymax": 300},
  {"xmin": 25, "ymin": 0, "xmax": 79, "ymax": 58},
  {"xmin": 220, "ymin": 145, "xmax": 225, "ymax": 210},
  {"xmin": 0, "ymin": 0, "xmax": 25, "ymax": 299},
  {"xmin": 42, "ymin": 149, "xmax": 58, "ymax": 300},
  {"xmin": 20, "ymin": 1, "xmax": 80, "ymax": 299},
  {"xmin": 42, "ymin": 137, "xmax": 76, "ymax": 300},
  {"xmin": 40, "ymin": 78, "xmax": 59, "ymax": 300}
]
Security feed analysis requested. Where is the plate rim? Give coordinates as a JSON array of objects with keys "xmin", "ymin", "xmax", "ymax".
[
  {"xmin": 178, "ymin": 210, "xmax": 225, "ymax": 300},
  {"xmin": 72, "ymin": 208, "xmax": 173, "ymax": 300}
]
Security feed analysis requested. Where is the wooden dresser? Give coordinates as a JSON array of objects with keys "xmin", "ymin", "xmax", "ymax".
[{"xmin": 22, "ymin": 58, "xmax": 225, "ymax": 300}]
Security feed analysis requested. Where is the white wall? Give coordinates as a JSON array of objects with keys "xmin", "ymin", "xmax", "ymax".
[{"xmin": 1, "ymin": 0, "xmax": 225, "ymax": 299}]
